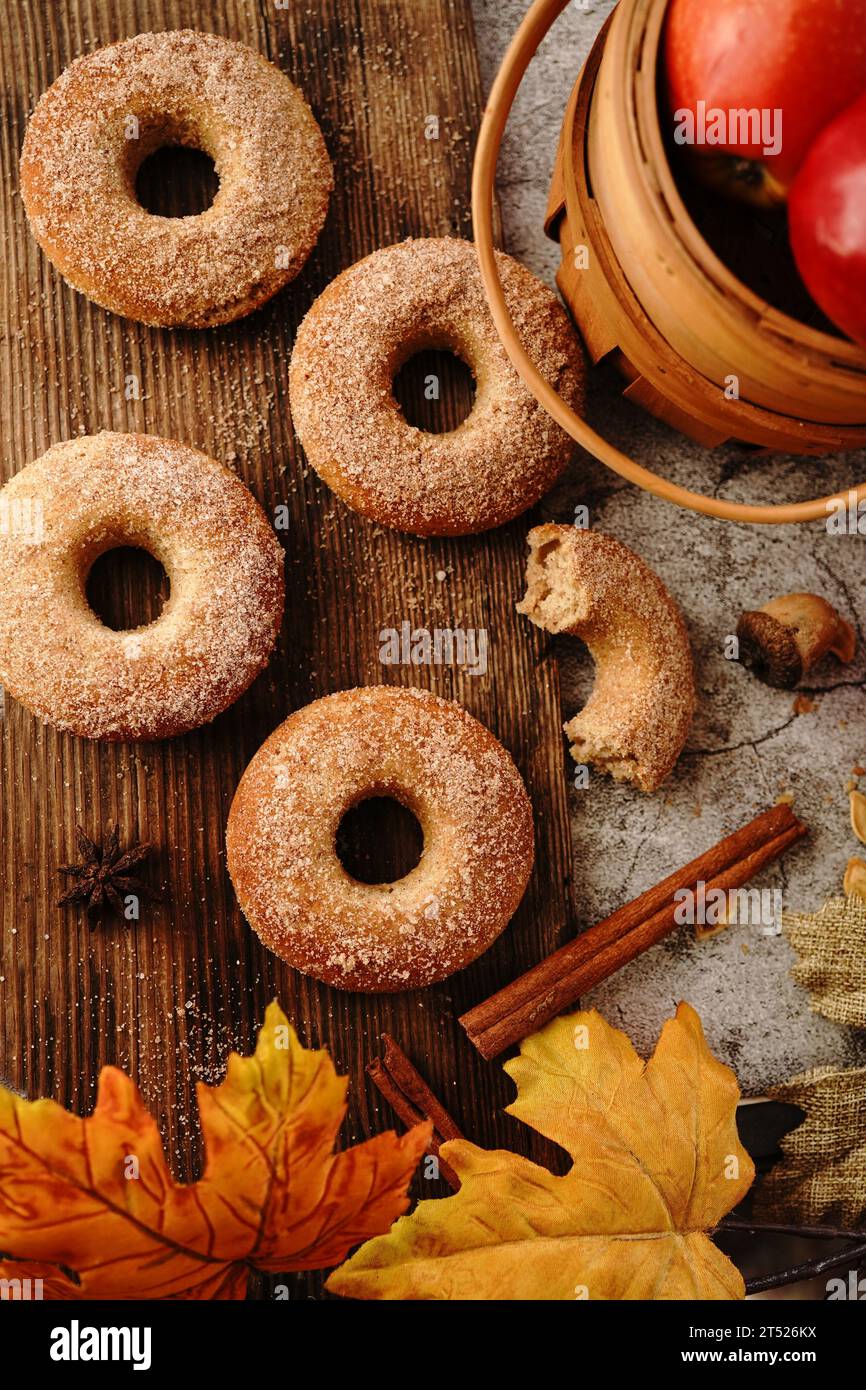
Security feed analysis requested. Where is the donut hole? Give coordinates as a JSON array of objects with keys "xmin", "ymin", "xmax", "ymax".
[
  {"xmin": 557, "ymin": 635, "xmax": 596, "ymax": 720},
  {"xmin": 135, "ymin": 145, "xmax": 220, "ymax": 218},
  {"xmin": 336, "ymin": 796, "xmax": 424, "ymax": 886},
  {"xmin": 86, "ymin": 546, "xmax": 170, "ymax": 631},
  {"xmin": 393, "ymin": 348, "xmax": 476, "ymax": 434}
]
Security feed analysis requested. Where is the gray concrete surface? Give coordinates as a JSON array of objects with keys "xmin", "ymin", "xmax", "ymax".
[{"xmin": 472, "ymin": 0, "xmax": 866, "ymax": 1093}]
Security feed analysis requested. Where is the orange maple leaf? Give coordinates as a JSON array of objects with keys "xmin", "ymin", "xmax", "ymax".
[{"xmin": 0, "ymin": 1002, "xmax": 429, "ymax": 1299}]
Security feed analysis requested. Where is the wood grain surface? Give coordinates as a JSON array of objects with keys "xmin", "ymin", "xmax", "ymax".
[{"xmin": 0, "ymin": 0, "xmax": 576, "ymax": 1297}]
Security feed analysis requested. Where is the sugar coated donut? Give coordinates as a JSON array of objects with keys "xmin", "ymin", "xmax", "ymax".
[
  {"xmin": 20, "ymin": 31, "xmax": 332, "ymax": 327},
  {"xmin": 0, "ymin": 432, "xmax": 285, "ymax": 740},
  {"xmin": 518, "ymin": 525, "xmax": 696, "ymax": 793},
  {"xmin": 226, "ymin": 686, "xmax": 535, "ymax": 992},
  {"xmin": 288, "ymin": 238, "xmax": 584, "ymax": 536}
]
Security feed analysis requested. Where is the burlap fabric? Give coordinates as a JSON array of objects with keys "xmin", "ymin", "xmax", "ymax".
[
  {"xmin": 756, "ymin": 1064, "xmax": 866, "ymax": 1227},
  {"xmin": 783, "ymin": 896, "xmax": 866, "ymax": 1031},
  {"xmin": 755, "ymin": 897, "xmax": 866, "ymax": 1226}
]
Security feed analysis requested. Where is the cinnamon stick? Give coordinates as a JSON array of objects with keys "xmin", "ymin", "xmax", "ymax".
[
  {"xmin": 367, "ymin": 1033, "xmax": 463, "ymax": 1189},
  {"xmin": 460, "ymin": 804, "xmax": 807, "ymax": 1061}
]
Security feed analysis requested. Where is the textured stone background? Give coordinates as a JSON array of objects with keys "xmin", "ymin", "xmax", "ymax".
[{"xmin": 471, "ymin": 0, "xmax": 866, "ymax": 1093}]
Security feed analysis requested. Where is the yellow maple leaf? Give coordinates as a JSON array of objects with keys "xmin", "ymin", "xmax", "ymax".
[
  {"xmin": 328, "ymin": 1003, "xmax": 753, "ymax": 1300},
  {"xmin": 0, "ymin": 1002, "xmax": 429, "ymax": 1299}
]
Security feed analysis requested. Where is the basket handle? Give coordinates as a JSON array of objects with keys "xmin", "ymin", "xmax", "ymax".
[{"xmin": 471, "ymin": 0, "xmax": 866, "ymax": 525}]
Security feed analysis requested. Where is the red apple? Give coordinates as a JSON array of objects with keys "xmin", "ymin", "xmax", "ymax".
[
  {"xmin": 789, "ymin": 91, "xmax": 866, "ymax": 348},
  {"xmin": 664, "ymin": 0, "xmax": 866, "ymax": 205}
]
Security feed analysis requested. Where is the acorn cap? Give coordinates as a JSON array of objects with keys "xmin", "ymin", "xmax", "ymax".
[
  {"xmin": 736, "ymin": 610, "xmax": 803, "ymax": 689},
  {"xmin": 737, "ymin": 593, "xmax": 856, "ymax": 689}
]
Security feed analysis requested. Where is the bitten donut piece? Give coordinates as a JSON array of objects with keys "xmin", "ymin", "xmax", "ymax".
[
  {"xmin": 0, "ymin": 432, "xmax": 285, "ymax": 740},
  {"xmin": 517, "ymin": 525, "xmax": 696, "ymax": 793},
  {"xmin": 288, "ymin": 238, "xmax": 584, "ymax": 536},
  {"xmin": 226, "ymin": 686, "xmax": 535, "ymax": 992},
  {"xmin": 20, "ymin": 30, "xmax": 332, "ymax": 327}
]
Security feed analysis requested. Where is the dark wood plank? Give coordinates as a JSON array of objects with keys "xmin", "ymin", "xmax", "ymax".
[{"xmin": 0, "ymin": 0, "xmax": 576, "ymax": 1297}]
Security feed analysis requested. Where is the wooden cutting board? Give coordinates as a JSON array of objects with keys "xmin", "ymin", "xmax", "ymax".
[{"xmin": 0, "ymin": 0, "xmax": 576, "ymax": 1297}]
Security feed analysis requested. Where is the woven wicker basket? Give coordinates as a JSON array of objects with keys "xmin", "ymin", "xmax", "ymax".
[
  {"xmin": 472, "ymin": 0, "xmax": 866, "ymax": 524},
  {"xmin": 547, "ymin": 0, "xmax": 866, "ymax": 453}
]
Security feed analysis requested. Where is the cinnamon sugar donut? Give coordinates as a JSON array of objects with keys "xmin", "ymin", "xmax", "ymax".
[
  {"xmin": 0, "ymin": 432, "xmax": 284, "ymax": 740},
  {"xmin": 517, "ymin": 525, "xmax": 696, "ymax": 793},
  {"xmin": 288, "ymin": 238, "xmax": 584, "ymax": 536},
  {"xmin": 20, "ymin": 31, "xmax": 332, "ymax": 327},
  {"xmin": 226, "ymin": 686, "xmax": 535, "ymax": 992}
]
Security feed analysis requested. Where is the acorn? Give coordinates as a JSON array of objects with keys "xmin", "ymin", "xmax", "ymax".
[{"xmin": 736, "ymin": 594, "xmax": 856, "ymax": 689}]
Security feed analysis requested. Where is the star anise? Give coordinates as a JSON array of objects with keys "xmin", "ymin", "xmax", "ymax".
[{"xmin": 57, "ymin": 824, "xmax": 162, "ymax": 922}]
